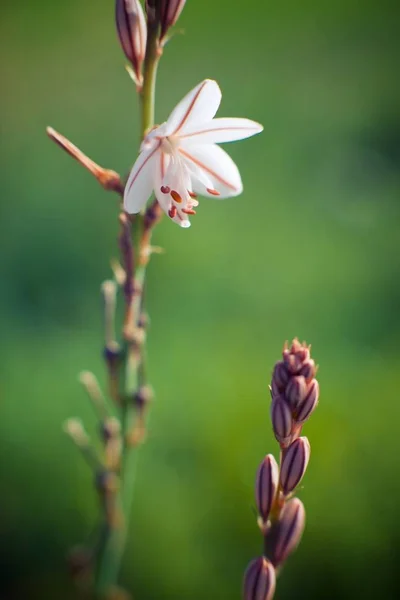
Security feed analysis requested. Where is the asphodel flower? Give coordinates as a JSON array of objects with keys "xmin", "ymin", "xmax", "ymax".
[{"xmin": 124, "ymin": 79, "xmax": 263, "ymax": 227}]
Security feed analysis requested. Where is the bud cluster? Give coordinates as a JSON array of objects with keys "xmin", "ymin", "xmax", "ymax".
[
  {"xmin": 243, "ymin": 340, "xmax": 319, "ymax": 600},
  {"xmin": 115, "ymin": 0, "xmax": 187, "ymax": 88},
  {"xmin": 271, "ymin": 339, "xmax": 319, "ymax": 447}
]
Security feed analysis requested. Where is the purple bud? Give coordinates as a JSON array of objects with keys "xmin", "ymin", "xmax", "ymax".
[
  {"xmin": 295, "ymin": 379, "xmax": 319, "ymax": 424},
  {"xmin": 255, "ymin": 455, "xmax": 279, "ymax": 523},
  {"xmin": 280, "ymin": 437, "xmax": 310, "ymax": 495},
  {"xmin": 266, "ymin": 498, "xmax": 306, "ymax": 567},
  {"xmin": 243, "ymin": 557, "xmax": 276, "ymax": 600},
  {"xmin": 285, "ymin": 375, "xmax": 307, "ymax": 411},
  {"xmin": 271, "ymin": 361, "xmax": 290, "ymax": 394},
  {"xmin": 160, "ymin": 0, "xmax": 187, "ymax": 41},
  {"xmin": 298, "ymin": 358, "xmax": 316, "ymax": 383},
  {"xmin": 270, "ymin": 395, "xmax": 292, "ymax": 446},
  {"xmin": 282, "ymin": 350, "xmax": 300, "ymax": 374},
  {"xmin": 282, "ymin": 339, "xmax": 311, "ymax": 374},
  {"xmin": 116, "ymin": 0, "xmax": 147, "ymax": 84}
]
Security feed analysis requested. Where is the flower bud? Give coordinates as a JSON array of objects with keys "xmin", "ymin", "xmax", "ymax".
[
  {"xmin": 298, "ymin": 358, "xmax": 316, "ymax": 382},
  {"xmin": 243, "ymin": 557, "xmax": 276, "ymax": 600},
  {"xmin": 100, "ymin": 416, "xmax": 121, "ymax": 442},
  {"xmin": 285, "ymin": 375, "xmax": 307, "ymax": 412},
  {"xmin": 282, "ymin": 339, "xmax": 310, "ymax": 374},
  {"xmin": 266, "ymin": 498, "xmax": 305, "ymax": 567},
  {"xmin": 280, "ymin": 437, "xmax": 310, "ymax": 495},
  {"xmin": 116, "ymin": 0, "xmax": 147, "ymax": 85},
  {"xmin": 270, "ymin": 395, "xmax": 292, "ymax": 446},
  {"xmin": 271, "ymin": 361, "xmax": 290, "ymax": 394},
  {"xmin": 255, "ymin": 455, "xmax": 279, "ymax": 523},
  {"xmin": 160, "ymin": 0, "xmax": 187, "ymax": 42},
  {"xmin": 295, "ymin": 379, "xmax": 319, "ymax": 424}
]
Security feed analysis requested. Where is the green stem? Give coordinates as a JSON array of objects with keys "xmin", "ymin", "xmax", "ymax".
[
  {"xmin": 94, "ymin": 21, "xmax": 161, "ymax": 600},
  {"xmin": 141, "ymin": 22, "xmax": 161, "ymax": 136}
]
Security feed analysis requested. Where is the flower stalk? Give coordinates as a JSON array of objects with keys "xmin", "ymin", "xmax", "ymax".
[
  {"xmin": 243, "ymin": 339, "xmax": 320, "ymax": 600},
  {"xmin": 93, "ymin": 11, "xmax": 163, "ymax": 597}
]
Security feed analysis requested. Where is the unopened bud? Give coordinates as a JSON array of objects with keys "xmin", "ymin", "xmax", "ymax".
[
  {"xmin": 255, "ymin": 454, "xmax": 279, "ymax": 524},
  {"xmin": 298, "ymin": 358, "xmax": 316, "ymax": 383},
  {"xmin": 116, "ymin": 0, "xmax": 147, "ymax": 85},
  {"xmin": 134, "ymin": 385, "xmax": 153, "ymax": 408},
  {"xmin": 270, "ymin": 395, "xmax": 292, "ymax": 447},
  {"xmin": 282, "ymin": 339, "xmax": 310, "ymax": 374},
  {"xmin": 271, "ymin": 361, "xmax": 289, "ymax": 394},
  {"xmin": 160, "ymin": 0, "xmax": 187, "ymax": 42},
  {"xmin": 290, "ymin": 338, "xmax": 310, "ymax": 362},
  {"xmin": 266, "ymin": 498, "xmax": 305, "ymax": 567},
  {"xmin": 103, "ymin": 341, "xmax": 122, "ymax": 368},
  {"xmin": 243, "ymin": 557, "xmax": 276, "ymax": 600},
  {"xmin": 101, "ymin": 417, "xmax": 121, "ymax": 442},
  {"xmin": 285, "ymin": 375, "xmax": 307, "ymax": 412},
  {"xmin": 295, "ymin": 379, "xmax": 319, "ymax": 424},
  {"xmin": 280, "ymin": 437, "xmax": 310, "ymax": 495}
]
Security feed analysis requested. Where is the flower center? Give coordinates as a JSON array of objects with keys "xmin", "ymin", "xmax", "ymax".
[{"xmin": 160, "ymin": 136, "xmax": 179, "ymax": 155}]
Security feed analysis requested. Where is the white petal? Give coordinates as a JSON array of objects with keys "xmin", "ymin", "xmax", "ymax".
[
  {"xmin": 179, "ymin": 118, "xmax": 263, "ymax": 144},
  {"xmin": 124, "ymin": 142, "xmax": 160, "ymax": 213},
  {"xmin": 164, "ymin": 80, "xmax": 222, "ymax": 137},
  {"xmin": 179, "ymin": 143, "xmax": 243, "ymax": 198}
]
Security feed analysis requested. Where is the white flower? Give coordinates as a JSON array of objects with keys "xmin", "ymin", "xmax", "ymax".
[{"xmin": 124, "ymin": 79, "xmax": 263, "ymax": 227}]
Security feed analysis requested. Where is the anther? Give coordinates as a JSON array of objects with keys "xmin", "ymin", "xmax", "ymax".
[
  {"xmin": 206, "ymin": 188, "xmax": 220, "ymax": 196},
  {"xmin": 170, "ymin": 190, "xmax": 182, "ymax": 203},
  {"xmin": 182, "ymin": 208, "xmax": 196, "ymax": 215},
  {"xmin": 168, "ymin": 206, "xmax": 177, "ymax": 218},
  {"xmin": 189, "ymin": 191, "xmax": 198, "ymax": 199},
  {"xmin": 160, "ymin": 185, "xmax": 170, "ymax": 194}
]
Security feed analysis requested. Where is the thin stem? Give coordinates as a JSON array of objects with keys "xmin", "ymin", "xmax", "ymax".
[
  {"xmin": 93, "ymin": 18, "xmax": 161, "ymax": 600},
  {"xmin": 140, "ymin": 21, "xmax": 161, "ymax": 135}
]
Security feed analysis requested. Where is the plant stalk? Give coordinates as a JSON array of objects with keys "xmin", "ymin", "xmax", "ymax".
[{"xmin": 94, "ymin": 20, "xmax": 161, "ymax": 599}]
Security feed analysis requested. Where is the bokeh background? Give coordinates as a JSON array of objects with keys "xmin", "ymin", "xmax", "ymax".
[{"xmin": 1, "ymin": 0, "xmax": 400, "ymax": 598}]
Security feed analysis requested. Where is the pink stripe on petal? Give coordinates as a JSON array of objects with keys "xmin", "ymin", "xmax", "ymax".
[
  {"xmin": 127, "ymin": 141, "xmax": 161, "ymax": 194},
  {"xmin": 178, "ymin": 147, "xmax": 238, "ymax": 192},
  {"xmin": 173, "ymin": 81, "xmax": 208, "ymax": 135}
]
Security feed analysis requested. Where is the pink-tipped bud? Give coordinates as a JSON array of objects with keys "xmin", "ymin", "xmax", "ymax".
[
  {"xmin": 116, "ymin": 0, "xmax": 147, "ymax": 85},
  {"xmin": 295, "ymin": 379, "xmax": 319, "ymax": 424},
  {"xmin": 160, "ymin": 0, "xmax": 187, "ymax": 41},
  {"xmin": 255, "ymin": 454, "xmax": 279, "ymax": 523},
  {"xmin": 271, "ymin": 395, "xmax": 292, "ymax": 446},
  {"xmin": 285, "ymin": 375, "xmax": 307, "ymax": 412},
  {"xmin": 298, "ymin": 358, "xmax": 316, "ymax": 383},
  {"xmin": 280, "ymin": 437, "xmax": 310, "ymax": 495},
  {"xmin": 266, "ymin": 498, "xmax": 306, "ymax": 567},
  {"xmin": 282, "ymin": 339, "xmax": 311, "ymax": 374},
  {"xmin": 243, "ymin": 557, "xmax": 276, "ymax": 600},
  {"xmin": 271, "ymin": 361, "xmax": 290, "ymax": 395}
]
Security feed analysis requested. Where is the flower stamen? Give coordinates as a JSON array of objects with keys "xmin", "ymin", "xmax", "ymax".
[
  {"xmin": 160, "ymin": 185, "xmax": 170, "ymax": 194},
  {"xmin": 170, "ymin": 190, "xmax": 183, "ymax": 203},
  {"xmin": 168, "ymin": 206, "xmax": 177, "ymax": 219},
  {"xmin": 206, "ymin": 187, "xmax": 220, "ymax": 196}
]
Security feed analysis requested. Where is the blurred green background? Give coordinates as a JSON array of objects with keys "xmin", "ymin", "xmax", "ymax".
[{"xmin": 1, "ymin": 0, "xmax": 400, "ymax": 598}]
